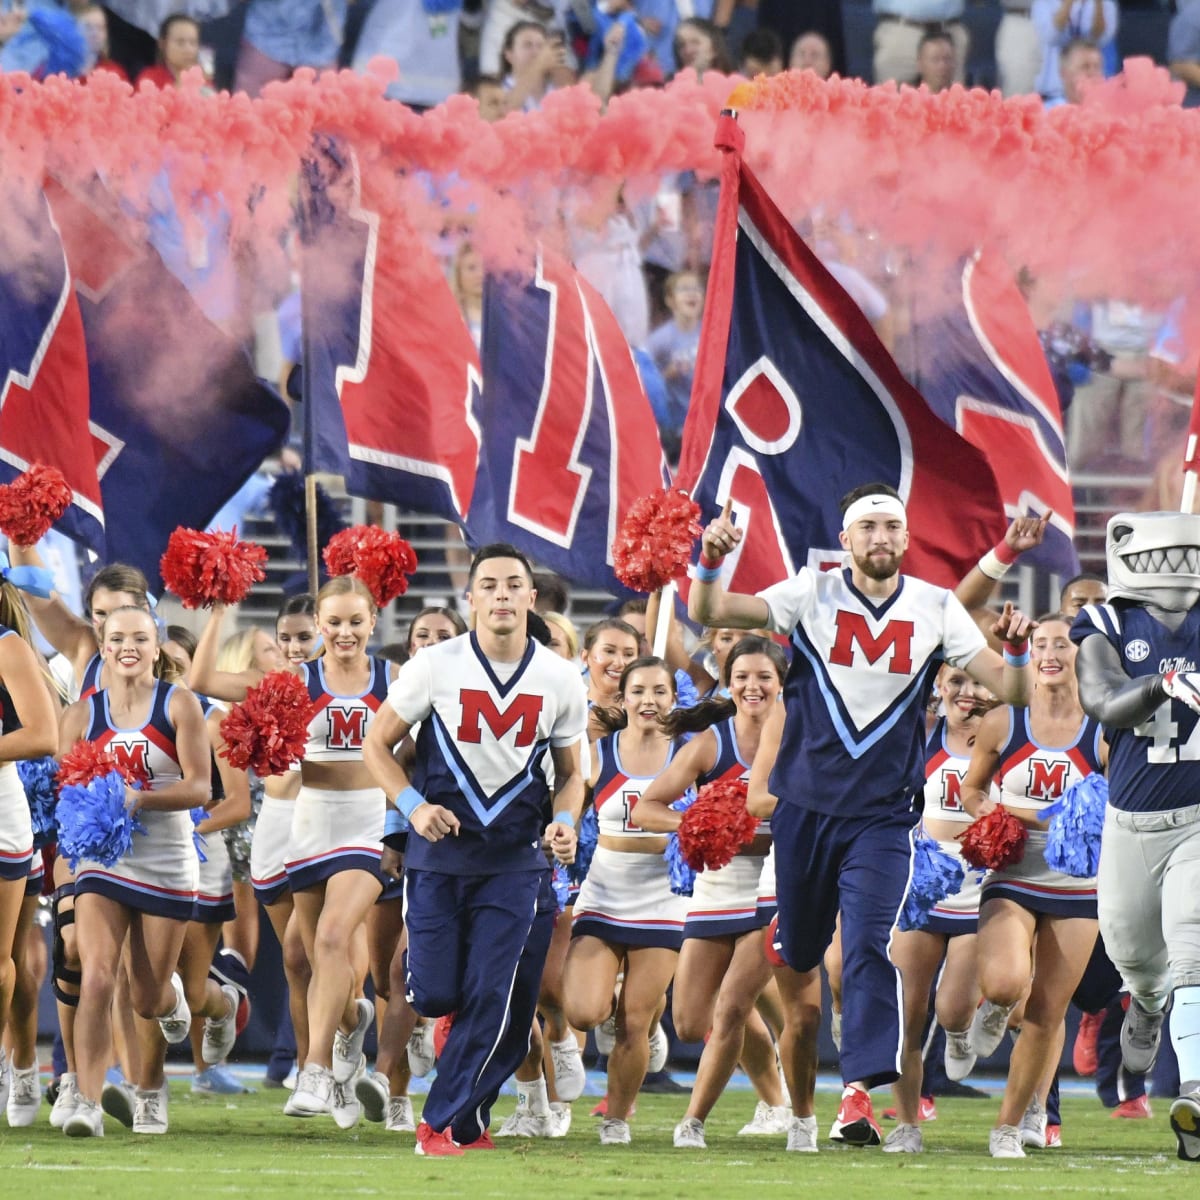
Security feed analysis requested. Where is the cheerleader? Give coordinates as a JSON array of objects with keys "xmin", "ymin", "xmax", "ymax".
[
  {"xmin": 960, "ymin": 614, "xmax": 1104, "ymax": 1158},
  {"xmin": 563, "ymin": 656, "xmax": 688, "ymax": 1145},
  {"xmin": 885, "ymin": 666, "xmax": 997, "ymax": 1152},
  {"xmin": 60, "ymin": 606, "xmax": 210, "ymax": 1137},
  {"xmin": 636, "ymin": 637, "xmax": 791, "ymax": 1148},
  {"xmin": 581, "ymin": 619, "xmax": 641, "ymax": 739}
]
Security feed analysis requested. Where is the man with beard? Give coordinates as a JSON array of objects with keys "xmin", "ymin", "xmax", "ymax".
[{"xmin": 689, "ymin": 482, "xmax": 1033, "ymax": 1152}]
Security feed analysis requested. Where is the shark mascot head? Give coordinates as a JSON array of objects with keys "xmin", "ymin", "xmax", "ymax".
[{"xmin": 1106, "ymin": 512, "xmax": 1200, "ymax": 615}]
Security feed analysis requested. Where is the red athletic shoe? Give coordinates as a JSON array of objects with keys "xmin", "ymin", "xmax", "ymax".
[
  {"xmin": 1045, "ymin": 1124, "xmax": 1062, "ymax": 1148},
  {"xmin": 764, "ymin": 918, "xmax": 785, "ymax": 968},
  {"xmin": 1113, "ymin": 1095, "xmax": 1152, "ymax": 1120},
  {"xmin": 433, "ymin": 1014, "xmax": 455, "ymax": 1059},
  {"xmin": 590, "ymin": 1096, "xmax": 635, "ymax": 1118},
  {"xmin": 1073, "ymin": 1010, "xmax": 1103, "ymax": 1076},
  {"xmin": 882, "ymin": 1097, "xmax": 936, "ymax": 1123},
  {"xmin": 415, "ymin": 1121, "xmax": 463, "ymax": 1157},
  {"xmin": 462, "ymin": 1131, "xmax": 497, "ymax": 1150},
  {"xmin": 830, "ymin": 1086, "xmax": 881, "ymax": 1146},
  {"xmin": 235, "ymin": 993, "xmax": 251, "ymax": 1037}
]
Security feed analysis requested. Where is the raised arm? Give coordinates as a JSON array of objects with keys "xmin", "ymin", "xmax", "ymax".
[
  {"xmin": 189, "ymin": 603, "xmax": 266, "ymax": 702},
  {"xmin": 963, "ymin": 602, "xmax": 1035, "ymax": 706},
  {"xmin": 688, "ymin": 501, "xmax": 772, "ymax": 630},
  {"xmin": 636, "ymin": 732, "xmax": 718, "ymax": 833},
  {"xmin": 954, "ymin": 513, "xmax": 1050, "ymax": 613},
  {"xmin": 9, "ymin": 543, "xmax": 96, "ymax": 673}
]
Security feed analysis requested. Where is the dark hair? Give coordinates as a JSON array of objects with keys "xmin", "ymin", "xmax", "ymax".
[
  {"xmin": 661, "ymin": 636, "xmax": 787, "ymax": 736},
  {"xmin": 158, "ymin": 13, "xmax": 199, "ymax": 42},
  {"xmin": 468, "ymin": 73, "xmax": 505, "ymax": 95},
  {"xmin": 917, "ymin": 30, "xmax": 954, "ymax": 52},
  {"xmin": 502, "ymin": 19, "xmax": 546, "ymax": 61},
  {"xmin": 84, "ymin": 563, "xmax": 150, "ymax": 619},
  {"xmin": 583, "ymin": 617, "xmax": 641, "ymax": 653},
  {"xmin": 674, "ymin": 18, "xmax": 734, "ymax": 73},
  {"xmin": 405, "ymin": 606, "xmax": 467, "ymax": 653},
  {"xmin": 532, "ymin": 571, "xmax": 569, "ymax": 614},
  {"xmin": 740, "ymin": 28, "xmax": 783, "ymax": 67},
  {"xmin": 468, "ymin": 542, "xmax": 535, "ymax": 587},
  {"xmin": 839, "ymin": 481, "xmax": 901, "ymax": 514},
  {"xmin": 277, "ymin": 593, "xmax": 316, "ymax": 622},
  {"xmin": 527, "ymin": 610, "xmax": 552, "ymax": 647},
  {"xmin": 165, "ymin": 624, "xmax": 197, "ymax": 659},
  {"xmin": 592, "ymin": 656, "xmax": 676, "ymax": 734},
  {"xmin": 375, "ymin": 642, "xmax": 410, "ymax": 667},
  {"xmin": 617, "ymin": 598, "xmax": 648, "ymax": 618},
  {"xmin": 1059, "ymin": 572, "xmax": 1106, "ymax": 606}
]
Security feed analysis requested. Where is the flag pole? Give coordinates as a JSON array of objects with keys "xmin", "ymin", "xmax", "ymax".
[
  {"xmin": 305, "ymin": 474, "xmax": 320, "ymax": 596},
  {"xmin": 1182, "ymin": 373, "xmax": 1200, "ymax": 514},
  {"xmin": 652, "ymin": 582, "xmax": 676, "ymax": 659}
]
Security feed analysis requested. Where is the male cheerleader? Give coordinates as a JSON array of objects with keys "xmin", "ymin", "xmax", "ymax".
[
  {"xmin": 363, "ymin": 543, "xmax": 586, "ymax": 1156},
  {"xmin": 691, "ymin": 484, "xmax": 1033, "ymax": 1152}
]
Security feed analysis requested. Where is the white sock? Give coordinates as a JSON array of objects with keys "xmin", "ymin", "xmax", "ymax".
[
  {"xmin": 1171, "ymin": 986, "xmax": 1200, "ymax": 1090},
  {"xmin": 516, "ymin": 1076, "xmax": 550, "ymax": 1117}
]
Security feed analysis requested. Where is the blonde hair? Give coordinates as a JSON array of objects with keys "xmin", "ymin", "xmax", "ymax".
[
  {"xmin": 542, "ymin": 612, "xmax": 579, "ymax": 659},
  {"xmin": 217, "ymin": 627, "xmax": 263, "ymax": 673},
  {"xmin": 315, "ymin": 575, "xmax": 377, "ymax": 614}
]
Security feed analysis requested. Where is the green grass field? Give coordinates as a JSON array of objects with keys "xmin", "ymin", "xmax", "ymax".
[{"xmin": 5, "ymin": 1085, "xmax": 1199, "ymax": 1200}]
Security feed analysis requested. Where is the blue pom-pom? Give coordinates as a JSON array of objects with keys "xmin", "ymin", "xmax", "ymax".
[
  {"xmin": 56, "ymin": 771, "xmax": 146, "ymax": 871},
  {"xmin": 899, "ymin": 831, "xmax": 965, "ymax": 932},
  {"xmin": 551, "ymin": 863, "xmax": 570, "ymax": 914},
  {"xmin": 1043, "ymin": 773, "xmax": 1107, "ymax": 878},
  {"xmin": 568, "ymin": 805, "xmax": 599, "ymax": 886},
  {"xmin": 18, "ymin": 756, "xmax": 59, "ymax": 849},
  {"xmin": 190, "ymin": 807, "xmax": 209, "ymax": 864},
  {"xmin": 674, "ymin": 670, "xmax": 700, "ymax": 712},
  {"xmin": 662, "ymin": 787, "xmax": 698, "ymax": 896}
]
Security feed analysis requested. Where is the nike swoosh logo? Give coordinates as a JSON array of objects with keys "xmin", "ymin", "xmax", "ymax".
[{"xmin": 870, "ymin": 499, "xmax": 889, "ymax": 506}]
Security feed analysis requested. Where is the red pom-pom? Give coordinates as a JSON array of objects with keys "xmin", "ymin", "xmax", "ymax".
[
  {"xmin": 219, "ymin": 671, "xmax": 313, "ymax": 777},
  {"xmin": 322, "ymin": 525, "xmax": 418, "ymax": 607},
  {"xmin": 957, "ymin": 805, "xmax": 1028, "ymax": 870},
  {"xmin": 677, "ymin": 779, "xmax": 759, "ymax": 872},
  {"xmin": 160, "ymin": 527, "xmax": 268, "ymax": 609},
  {"xmin": 612, "ymin": 488, "xmax": 703, "ymax": 594},
  {"xmin": 58, "ymin": 739, "xmax": 147, "ymax": 789},
  {"xmin": 0, "ymin": 464, "xmax": 73, "ymax": 547}
]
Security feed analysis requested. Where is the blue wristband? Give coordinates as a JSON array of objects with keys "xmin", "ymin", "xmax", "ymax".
[
  {"xmin": 1003, "ymin": 647, "xmax": 1031, "ymax": 668},
  {"xmin": 395, "ymin": 786, "xmax": 426, "ymax": 820},
  {"xmin": 384, "ymin": 807, "xmax": 410, "ymax": 837},
  {"xmin": 695, "ymin": 563, "xmax": 721, "ymax": 584},
  {"xmin": 553, "ymin": 811, "xmax": 575, "ymax": 829}
]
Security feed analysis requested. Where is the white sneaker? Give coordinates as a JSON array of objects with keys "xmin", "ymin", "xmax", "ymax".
[
  {"xmin": 332, "ymin": 1079, "xmax": 361, "ymax": 1130},
  {"xmin": 738, "ymin": 1099, "xmax": 791, "ymax": 1135},
  {"xmin": 288, "ymin": 1064, "xmax": 333, "ymax": 1116},
  {"xmin": 1122, "ymin": 997, "xmax": 1167, "ymax": 1075},
  {"xmin": 595, "ymin": 1013, "xmax": 617, "ymax": 1056},
  {"xmin": 648, "ymin": 1023, "xmax": 668, "ymax": 1073},
  {"xmin": 990, "ymin": 1123, "xmax": 1027, "ymax": 1158},
  {"xmin": 1019, "ymin": 1097, "xmax": 1047, "ymax": 1148},
  {"xmin": 549, "ymin": 1035, "xmax": 587, "ymax": 1102},
  {"xmin": 281, "ymin": 1065, "xmax": 298, "ymax": 1092},
  {"xmin": 7, "ymin": 1065, "xmax": 41, "ymax": 1128},
  {"xmin": 49, "ymin": 1073, "xmax": 80, "ymax": 1129},
  {"xmin": 133, "ymin": 1085, "xmax": 168, "ymax": 1134},
  {"xmin": 674, "ymin": 1116, "xmax": 706, "ymax": 1148},
  {"xmin": 158, "ymin": 974, "xmax": 192, "ymax": 1045},
  {"xmin": 787, "ymin": 1115, "xmax": 818, "ymax": 1153},
  {"xmin": 63, "ymin": 1097, "xmax": 104, "ymax": 1138},
  {"xmin": 407, "ymin": 1021, "xmax": 436, "ymax": 1079},
  {"xmin": 944, "ymin": 1028, "xmax": 977, "ymax": 1081},
  {"xmin": 883, "ymin": 1123, "xmax": 924, "ymax": 1153},
  {"xmin": 599, "ymin": 1116, "xmax": 631, "ymax": 1145},
  {"xmin": 830, "ymin": 1009, "xmax": 842, "ymax": 1052},
  {"xmin": 386, "ymin": 1096, "xmax": 415, "ymax": 1133},
  {"xmin": 970, "ymin": 1000, "xmax": 1016, "ymax": 1059},
  {"xmin": 547, "ymin": 1102, "xmax": 572, "ymax": 1139},
  {"xmin": 496, "ymin": 1105, "xmax": 550, "ymax": 1137},
  {"xmin": 202, "ymin": 984, "xmax": 239, "ymax": 1065},
  {"xmin": 333, "ymin": 999, "xmax": 374, "ymax": 1084},
  {"xmin": 101, "ymin": 1081, "xmax": 135, "ymax": 1128},
  {"xmin": 355, "ymin": 1069, "xmax": 389, "ymax": 1123}
]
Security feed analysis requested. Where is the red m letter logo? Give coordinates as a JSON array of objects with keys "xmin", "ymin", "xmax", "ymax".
[
  {"xmin": 111, "ymin": 740, "xmax": 151, "ymax": 784},
  {"xmin": 941, "ymin": 770, "xmax": 964, "ymax": 812},
  {"xmin": 458, "ymin": 690, "xmax": 544, "ymax": 747},
  {"xmin": 1028, "ymin": 759, "xmax": 1069, "ymax": 800},
  {"xmin": 327, "ymin": 707, "xmax": 367, "ymax": 750},
  {"xmin": 829, "ymin": 612, "xmax": 915, "ymax": 675}
]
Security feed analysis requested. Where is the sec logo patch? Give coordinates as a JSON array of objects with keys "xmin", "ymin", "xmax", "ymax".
[{"xmin": 1125, "ymin": 639, "xmax": 1150, "ymax": 663}]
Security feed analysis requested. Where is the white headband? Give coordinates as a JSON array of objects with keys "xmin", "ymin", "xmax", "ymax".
[{"xmin": 841, "ymin": 494, "xmax": 908, "ymax": 532}]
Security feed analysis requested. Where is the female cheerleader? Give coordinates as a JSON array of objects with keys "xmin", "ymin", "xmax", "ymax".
[
  {"xmin": 635, "ymin": 637, "xmax": 791, "ymax": 1148},
  {"xmin": 960, "ymin": 614, "xmax": 1104, "ymax": 1159},
  {"xmin": 61, "ymin": 607, "xmax": 210, "ymax": 1137},
  {"xmin": 563, "ymin": 656, "xmax": 688, "ymax": 1146},
  {"xmin": 581, "ymin": 619, "xmax": 641, "ymax": 739}
]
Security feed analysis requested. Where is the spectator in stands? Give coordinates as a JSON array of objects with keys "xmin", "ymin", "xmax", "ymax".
[
  {"xmin": 351, "ymin": 0, "xmax": 463, "ymax": 110},
  {"xmin": 501, "ymin": 20, "xmax": 564, "ymax": 113},
  {"xmin": 135, "ymin": 13, "xmax": 207, "ymax": 88},
  {"xmin": 995, "ymin": 0, "xmax": 1040, "ymax": 96},
  {"xmin": 1047, "ymin": 35, "xmax": 1102, "ymax": 106},
  {"xmin": 712, "ymin": 0, "xmax": 759, "ymax": 61},
  {"xmin": 871, "ymin": 0, "xmax": 967, "ymax": 85},
  {"xmin": 674, "ymin": 18, "xmax": 734, "ymax": 74},
  {"xmin": 739, "ymin": 27, "xmax": 784, "ymax": 76},
  {"xmin": 634, "ymin": 175, "xmax": 688, "ymax": 323},
  {"xmin": 789, "ymin": 30, "xmax": 834, "ymax": 78},
  {"xmin": 1033, "ymin": 0, "xmax": 1115, "ymax": 103},
  {"xmin": 450, "ymin": 243, "xmax": 484, "ymax": 350},
  {"xmin": 1169, "ymin": 0, "xmax": 1200, "ymax": 108},
  {"xmin": 533, "ymin": 572, "xmax": 571, "ymax": 616},
  {"xmin": 79, "ymin": 5, "xmax": 129, "ymax": 80},
  {"xmin": 761, "ymin": 0, "xmax": 847, "ymax": 77},
  {"xmin": 480, "ymin": 0, "xmax": 562, "ymax": 77},
  {"xmin": 645, "ymin": 270, "xmax": 704, "ymax": 463},
  {"xmin": 468, "ymin": 75, "xmax": 508, "ymax": 122},
  {"xmin": 234, "ymin": 0, "xmax": 345, "ymax": 98},
  {"xmin": 915, "ymin": 28, "xmax": 955, "ymax": 90}
]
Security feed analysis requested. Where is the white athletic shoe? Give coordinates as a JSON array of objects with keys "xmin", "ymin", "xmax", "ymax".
[
  {"xmin": 281, "ymin": 1065, "xmax": 299, "ymax": 1092},
  {"xmin": 202, "ymin": 984, "xmax": 239, "ymax": 1065},
  {"xmin": 407, "ymin": 1021, "xmax": 437, "ymax": 1079},
  {"xmin": 549, "ymin": 1035, "xmax": 587, "ymax": 1102},
  {"xmin": 1019, "ymin": 1097, "xmax": 1047, "ymax": 1148},
  {"xmin": 157, "ymin": 974, "xmax": 192, "ymax": 1045},
  {"xmin": 547, "ymin": 1102, "xmax": 572, "ymax": 1139},
  {"xmin": 1121, "ymin": 997, "xmax": 1167, "ymax": 1075},
  {"xmin": 882, "ymin": 1123, "xmax": 924, "ymax": 1153},
  {"xmin": 386, "ymin": 1096, "xmax": 416, "ymax": 1133},
  {"xmin": 990, "ymin": 1123, "xmax": 1026, "ymax": 1158},
  {"xmin": 63, "ymin": 1098, "xmax": 104, "ymax": 1138},
  {"xmin": 100, "ymin": 1081, "xmax": 136, "ymax": 1128},
  {"xmin": 970, "ymin": 1000, "xmax": 1016, "ymax": 1059},
  {"xmin": 496, "ymin": 1105, "xmax": 550, "ymax": 1138},
  {"xmin": 332, "ymin": 1079, "xmax": 361, "ymax": 1130},
  {"xmin": 674, "ymin": 1116, "xmax": 706, "ymax": 1148},
  {"xmin": 787, "ymin": 1115, "xmax": 819, "ymax": 1153},
  {"xmin": 288, "ymin": 1064, "xmax": 333, "ymax": 1116},
  {"xmin": 647, "ymin": 1023, "xmax": 669, "ymax": 1073},
  {"xmin": 355, "ymin": 1070, "xmax": 389, "ymax": 1123},
  {"xmin": 944, "ymin": 1028, "xmax": 977, "ymax": 1082},
  {"xmin": 595, "ymin": 1013, "xmax": 617, "ymax": 1056},
  {"xmin": 7, "ymin": 1065, "xmax": 41, "ymax": 1128},
  {"xmin": 599, "ymin": 1116, "xmax": 631, "ymax": 1145},
  {"xmin": 738, "ymin": 1100, "xmax": 791, "ymax": 1136},
  {"xmin": 49, "ymin": 1073, "xmax": 81, "ymax": 1129},
  {"xmin": 132, "ymin": 1085, "xmax": 168, "ymax": 1134},
  {"xmin": 333, "ymin": 999, "xmax": 374, "ymax": 1084},
  {"xmin": 830, "ymin": 1008, "xmax": 842, "ymax": 1052}
]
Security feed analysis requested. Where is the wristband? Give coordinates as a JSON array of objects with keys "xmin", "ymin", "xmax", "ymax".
[
  {"xmin": 698, "ymin": 553, "xmax": 725, "ymax": 571},
  {"xmin": 384, "ymin": 807, "xmax": 410, "ymax": 838},
  {"xmin": 1003, "ymin": 643, "xmax": 1030, "ymax": 668},
  {"xmin": 695, "ymin": 563, "xmax": 722, "ymax": 584},
  {"xmin": 553, "ymin": 810, "xmax": 575, "ymax": 829},
  {"xmin": 977, "ymin": 549, "xmax": 1012, "ymax": 581},
  {"xmin": 394, "ymin": 786, "xmax": 426, "ymax": 820}
]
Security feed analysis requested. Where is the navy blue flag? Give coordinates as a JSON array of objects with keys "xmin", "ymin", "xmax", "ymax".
[
  {"xmin": 676, "ymin": 115, "xmax": 1005, "ymax": 595},
  {"xmin": 44, "ymin": 177, "xmax": 289, "ymax": 588},
  {"xmin": 912, "ymin": 249, "xmax": 1078, "ymax": 578},
  {"xmin": 468, "ymin": 249, "xmax": 669, "ymax": 594}
]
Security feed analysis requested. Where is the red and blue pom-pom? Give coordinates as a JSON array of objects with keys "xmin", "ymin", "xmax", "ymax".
[
  {"xmin": 160, "ymin": 527, "xmax": 268, "ymax": 609},
  {"xmin": 220, "ymin": 671, "xmax": 312, "ymax": 777},
  {"xmin": 59, "ymin": 740, "xmax": 147, "ymax": 789},
  {"xmin": 0, "ymin": 464, "xmax": 73, "ymax": 547},
  {"xmin": 323, "ymin": 525, "xmax": 418, "ymax": 607},
  {"xmin": 612, "ymin": 488, "xmax": 702, "ymax": 594},
  {"xmin": 957, "ymin": 805, "xmax": 1028, "ymax": 871},
  {"xmin": 18, "ymin": 755, "xmax": 59, "ymax": 849},
  {"xmin": 56, "ymin": 770, "xmax": 145, "ymax": 871},
  {"xmin": 1043, "ymin": 774, "xmax": 1107, "ymax": 878},
  {"xmin": 663, "ymin": 787, "xmax": 698, "ymax": 896},
  {"xmin": 898, "ymin": 831, "xmax": 966, "ymax": 931},
  {"xmin": 568, "ymin": 805, "xmax": 599, "ymax": 886},
  {"xmin": 678, "ymin": 779, "xmax": 759, "ymax": 872}
]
